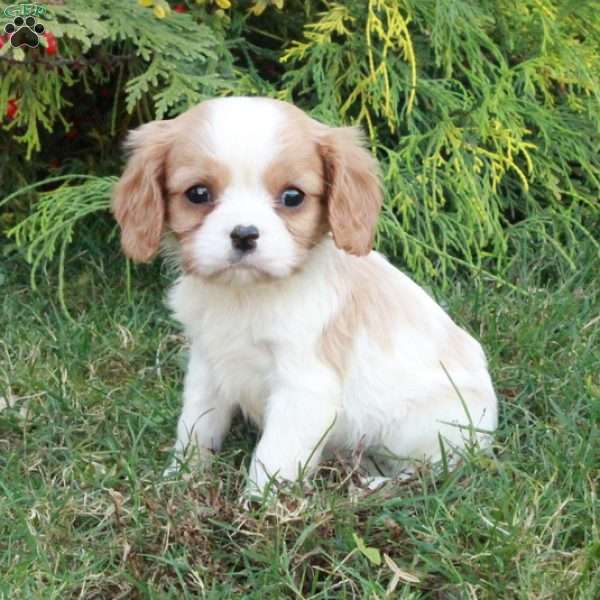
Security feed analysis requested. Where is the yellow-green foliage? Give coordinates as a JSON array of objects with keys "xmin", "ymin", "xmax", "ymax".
[
  {"xmin": 1, "ymin": 0, "xmax": 599, "ymax": 287},
  {"xmin": 281, "ymin": 0, "xmax": 600, "ymax": 278}
]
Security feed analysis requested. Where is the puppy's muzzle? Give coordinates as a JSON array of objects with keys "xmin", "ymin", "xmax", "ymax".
[{"xmin": 230, "ymin": 225, "xmax": 259, "ymax": 253}]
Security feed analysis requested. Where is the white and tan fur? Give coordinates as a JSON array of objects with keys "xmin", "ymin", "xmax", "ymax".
[{"xmin": 113, "ymin": 97, "xmax": 497, "ymax": 495}]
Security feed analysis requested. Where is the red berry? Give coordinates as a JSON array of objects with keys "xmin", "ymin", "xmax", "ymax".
[
  {"xmin": 0, "ymin": 35, "xmax": 6, "ymax": 49},
  {"xmin": 43, "ymin": 32, "xmax": 58, "ymax": 56},
  {"xmin": 65, "ymin": 128, "xmax": 79, "ymax": 141},
  {"xmin": 49, "ymin": 159, "xmax": 61, "ymax": 170},
  {"xmin": 6, "ymin": 99, "xmax": 18, "ymax": 120},
  {"xmin": 174, "ymin": 4, "xmax": 188, "ymax": 12}
]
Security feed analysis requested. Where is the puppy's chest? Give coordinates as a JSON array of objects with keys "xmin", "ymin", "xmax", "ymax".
[
  {"xmin": 173, "ymin": 277, "xmax": 334, "ymax": 423},
  {"xmin": 195, "ymin": 308, "xmax": 296, "ymax": 424}
]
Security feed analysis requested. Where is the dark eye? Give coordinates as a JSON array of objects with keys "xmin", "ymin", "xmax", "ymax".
[
  {"xmin": 280, "ymin": 188, "xmax": 305, "ymax": 208},
  {"xmin": 185, "ymin": 185, "xmax": 211, "ymax": 204}
]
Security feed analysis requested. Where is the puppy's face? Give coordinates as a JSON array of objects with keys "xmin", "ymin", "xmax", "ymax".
[{"xmin": 113, "ymin": 97, "xmax": 382, "ymax": 284}]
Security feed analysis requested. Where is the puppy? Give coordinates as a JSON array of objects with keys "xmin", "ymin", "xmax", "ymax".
[{"xmin": 113, "ymin": 97, "xmax": 497, "ymax": 495}]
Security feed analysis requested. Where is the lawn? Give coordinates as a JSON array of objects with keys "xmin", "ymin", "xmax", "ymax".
[{"xmin": 0, "ymin": 225, "xmax": 598, "ymax": 599}]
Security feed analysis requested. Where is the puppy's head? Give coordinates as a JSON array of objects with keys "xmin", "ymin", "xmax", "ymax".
[{"xmin": 113, "ymin": 97, "xmax": 382, "ymax": 285}]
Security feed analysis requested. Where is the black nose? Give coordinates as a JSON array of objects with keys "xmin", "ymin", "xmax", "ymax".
[{"xmin": 230, "ymin": 224, "xmax": 259, "ymax": 252}]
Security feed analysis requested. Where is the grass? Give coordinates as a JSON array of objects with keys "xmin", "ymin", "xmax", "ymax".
[{"xmin": 0, "ymin": 223, "xmax": 599, "ymax": 599}]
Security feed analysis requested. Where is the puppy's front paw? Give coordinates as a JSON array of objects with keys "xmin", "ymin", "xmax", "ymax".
[
  {"xmin": 162, "ymin": 446, "xmax": 214, "ymax": 479},
  {"xmin": 358, "ymin": 475, "xmax": 391, "ymax": 491},
  {"xmin": 241, "ymin": 480, "xmax": 272, "ymax": 506},
  {"xmin": 162, "ymin": 458, "xmax": 183, "ymax": 479},
  {"xmin": 240, "ymin": 470, "xmax": 282, "ymax": 507}
]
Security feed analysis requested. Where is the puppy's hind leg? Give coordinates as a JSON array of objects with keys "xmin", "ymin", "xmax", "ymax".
[{"xmin": 382, "ymin": 383, "xmax": 498, "ymax": 473}]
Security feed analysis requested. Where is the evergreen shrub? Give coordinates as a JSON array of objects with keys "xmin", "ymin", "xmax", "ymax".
[{"xmin": 1, "ymin": 0, "xmax": 599, "ymax": 292}]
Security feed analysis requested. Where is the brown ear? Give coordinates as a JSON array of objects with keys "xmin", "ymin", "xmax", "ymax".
[
  {"xmin": 319, "ymin": 126, "xmax": 382, "ymax": 256},
  {"xmin": 112, "ymin": 120, "xmax": 173, "ymax": 262}
]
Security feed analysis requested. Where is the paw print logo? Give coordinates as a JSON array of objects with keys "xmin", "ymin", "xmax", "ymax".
[{"xmin": 4, "ymin": 16, "xmax": 45, "ymax": 49}]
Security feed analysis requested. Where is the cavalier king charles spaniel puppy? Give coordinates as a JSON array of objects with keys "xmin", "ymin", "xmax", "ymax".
[{"xmin": 113, "ymin": 97, "xmax": 497, "ymax": 495}]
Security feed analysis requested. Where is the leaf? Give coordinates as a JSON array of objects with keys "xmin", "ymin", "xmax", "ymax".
[
  {"xmin": 153, "ymin": 5, "xmax": 167, "ymax": 18},
  {"xmin": 384, "ymin": 553, "xmax": 420, "ymax": 587},
  {"xmin": 153, "ymin": 1, "xmax": 171, "ymax": 18},
  {"xmin": 352, "ymin": 533, "xmax": 382, "ymax": 566},
  {"xmin": 249, "ymin": 0, "xmax": 268, "ymax": 16}
]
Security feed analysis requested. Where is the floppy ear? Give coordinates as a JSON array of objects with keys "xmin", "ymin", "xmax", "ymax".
[
  {"xmin": 319, "ymin": 126, "xmax": 382, "ymax": 256},
  {"xmin": 112, "ymin": 120, "xmax": 173, "ymax": 262}
]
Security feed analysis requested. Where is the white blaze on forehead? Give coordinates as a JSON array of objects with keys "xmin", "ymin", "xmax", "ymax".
[{"xmin": 201, "ymin": 97, "xmax": 286, "ymax": 185}]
